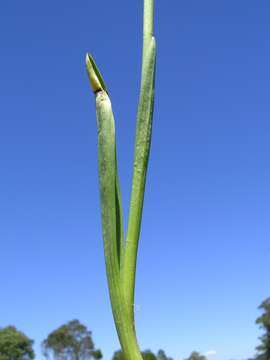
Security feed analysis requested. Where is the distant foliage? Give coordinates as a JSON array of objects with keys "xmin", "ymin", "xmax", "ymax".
[
  {"xmin": 112, "ymin": 349, "xmax": 173, "ymax": 360},
  {"xmin": 141, "ymin": 350, "xmax": 157, "ymax": 360},
  {"xmin": 42, "ymin": 319, "xmax": 102, "ymax": 360},
  {"xmin": 112, "ymin": 350, "xmax": 157, "ymax": 360},
  {"xmin": 184, "ymin": 352, "xmax": 207, "ymax": 360},
  {"xmin": 256, "ymin": 298, "xmax": 270, "ymax": 360},
  {"xmin": 0, "ymin": 326, "xmax": 35, "ymax": 360},
  {"xmin": 112, "ymin": 350, "xmax": 126, "ymax": 360},
  {"xmin": 157, "ymin": 349, "xmax": 174, "ymax": 360},
  {"xmin": 91, "ymin": 350, "xmax": 103, "ymax": 359}
]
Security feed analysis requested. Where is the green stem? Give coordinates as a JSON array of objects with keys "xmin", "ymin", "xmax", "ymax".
[
  {"xmin": 123, "ymin": 0, "xmax": 156, "ymax": 325},
  {"xmin": 143, "ymin": 0, "xmax": 154, "ymax": 48},
  {"xmin": 86, "ymin": 1, "xmax": 156, "ymax": 359}
]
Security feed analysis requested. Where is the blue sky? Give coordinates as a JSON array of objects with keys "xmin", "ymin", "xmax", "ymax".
[{"xmin": 0, "ymin": 1, "xmax": 269, "ymax": 359}]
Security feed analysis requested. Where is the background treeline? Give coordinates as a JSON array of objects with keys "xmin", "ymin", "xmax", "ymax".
[{"xmin": 0, "ymin": 298, "xmax": 269, "ymax": 360}]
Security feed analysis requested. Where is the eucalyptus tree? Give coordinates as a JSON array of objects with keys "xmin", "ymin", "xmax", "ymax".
[
  {"xmin": 256, "ymin": 298, "xmax": 270, "ymax": 360},
  {"xmin": 0, "ymin": 326, "xmax": 34, "ymax": 360},
  {"xmin": 42, "ymin": 320, "xmax": 102, "ymax": 360},
  {"xmin": 184, "ymin": 352, "xmax": 207, "ymax": 360}
]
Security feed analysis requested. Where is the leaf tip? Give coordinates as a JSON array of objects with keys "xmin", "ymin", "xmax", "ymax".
[{"xmin": 85, "ymin": 53, "xmax": 104, "ymax": 94}]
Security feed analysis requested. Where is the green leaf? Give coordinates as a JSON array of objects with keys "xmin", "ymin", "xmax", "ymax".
[
  {"xmin": 123, "ymin": 36, "xmax": 156, "ymax": 324},
  {"xmin": 95, "ymin": 90, "xmax": 142, "ymax": 360}
]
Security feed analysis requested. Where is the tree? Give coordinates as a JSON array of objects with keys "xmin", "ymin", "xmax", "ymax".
[
  {"xmin": 157, "ymin": 349, "xmax": 173, "ymax": 360},
  {"xmin": 256, "ymin": 298, "xmax": 270, "ymax": 360},
  {"xmin": 142, "ymin": 350, "xmax": 157, "ymax": 360},
  {"xmin": 91, "ymin": 350, "xmax": 103, "ymax": 360},
  {"xmin": 112, "ymin": 350, "xmax": 157, "ymax": 360},
  {"xmin": 112, "ymin": 350, "xmax": 125, "ymax": 360},
  {"xmin": 42, "ymin": 320, "xmax": 102, "ymax": 360},
  {"xmin": 0, "ymin": 326, "xmax": 35, "ymax": 360},
  {"xmin": 184, "ymin": 352, "xmax": 207, "ymax": 360}
]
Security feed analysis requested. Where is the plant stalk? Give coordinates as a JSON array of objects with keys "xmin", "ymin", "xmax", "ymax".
[
  {"xmin": 86, "ymin": 0, "xmax": 156, "ymax": 359},
  {"xmin": 123, "ymin": 0, "xmax": 156, "ymax": 325}
]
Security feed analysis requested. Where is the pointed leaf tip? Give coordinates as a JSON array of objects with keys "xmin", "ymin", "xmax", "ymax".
[{"xmin": 86, "ymin": 53, "xmax": 108, "ymax": 94}]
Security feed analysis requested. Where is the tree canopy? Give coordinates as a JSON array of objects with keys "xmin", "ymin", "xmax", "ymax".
[
  {"xmin": 112, "ymin": 349, "xmax": 157, "ymax": 360},
  {"xmin": 0, "ymin": 326, "xmax": 35, "ymax": 360},
  {"xmin": 112, "ymin": 349, "xmax": 173, "ymax": 360},
  {"xmin": 184, "ymin": 352, "xmax": 207, "ymax": 360},
  {"xmin": 142, "ymin": 350, "xmax": 157, "ymax": 360},
  {"xmin": 112, "ymin": 350, "xmax": 125, "ymax": 360},
  {"xmin": 256, "ymin": 298, "xmax": 270, "ymax": 360},
  {"xmin": 42, "ymin": 319, "xmax": 102, "ymax": 360},
  {"xmin": 157, "ymin": 349, "xmax": 173, "ymax": 360}
]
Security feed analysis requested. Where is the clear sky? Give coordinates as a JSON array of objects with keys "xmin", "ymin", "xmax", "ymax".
[{"xmin": 0, "ymin": 1, "xmax": 269, "ymax": 360}]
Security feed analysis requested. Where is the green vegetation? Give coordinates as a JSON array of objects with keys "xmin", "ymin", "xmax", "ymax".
[
  {"xmin": 255, "ymin": 298, "xmax": 270, "ymax": 360},
  {"xmin": 1, "ymin": 297, "xmax": 270, "ymax": 360},
  {"xmin": 42, "ymin": 320, "xmax": 102, "ymax": 360},
  {"xmin": 112, "ymin": 350, "xmax": 156, "ymax": 360},
  {"xmin": 0, "ymin": 326, "xmax": 34, "ymax": 360},
  {"xmin": 112, "ymin": 349, "xmax": 173, "ymax": 360},
  {"xmin": 85, "ymin": 0, "xmax": 156, "ymax": 359},
  {"xmin": 141, "ymin": 350, "xmax": 158, "ymax": 360},
  {"xmin": 157, "ymin": 349, "xmax": 174, "ymax": 360},
  {"xmin": 184, "ymin": 352, "xmax": 207, "ymax": 360}
]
